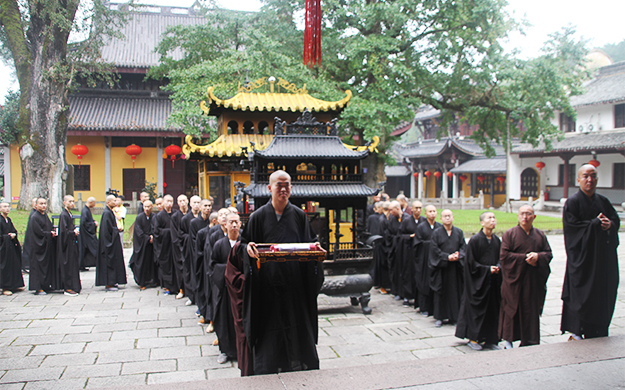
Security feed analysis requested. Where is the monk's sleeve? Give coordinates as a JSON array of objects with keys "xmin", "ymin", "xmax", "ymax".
[{"xmin": 429, "ymin": 230, "xmax": 449, "ymax": 269}]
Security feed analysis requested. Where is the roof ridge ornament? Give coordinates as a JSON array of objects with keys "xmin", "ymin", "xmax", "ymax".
[{"xmin": 236, "ymin": 77, "xmax": 308, "ymax": 94}]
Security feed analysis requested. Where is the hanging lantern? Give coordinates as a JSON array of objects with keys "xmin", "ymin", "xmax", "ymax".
[
  {"xmin": 434, "ymin": 171, "xmax": 442, "ymax": 180},
  {"xmin": 125, "ymin": 144, "xmax": 142, "ymax": 169},
  {"xmin": 447, "ymin": 172, "xmax": 453, "ymax": 179},
  {"xmin": 496, "ymin": 176, "xmax": 506, "ymax": 184},
  {"xmin": 535, "ymin": 161, "xmax": 546, "ymax": 171},
  {"xmin": 413, "ymin": 172, "xmax": 419, "ymax": 178},
  {"xmin": 588, "ymin": 159, "xmax": 600, "ymax": 168},
  {"xmin": 70, "ymin": 144, "xmax": 89, "ymax": 169},
  {"xmin": 303, "ymin": 0, "xmax": 322, "ymax": 67},
  {"xmin": 477, "ymin": 174, "xmax": 486, "ymax": 183},
  {"xmin": 424, "ymin": 171, "xmax": 432, "ymax": 179},
  {"xmin": 459, "ymin": 174, "xmax": 468, "ymax": 182},
  {"xmin": 164, "ymin": 144, "xmax": 182, "ymax": 168}
]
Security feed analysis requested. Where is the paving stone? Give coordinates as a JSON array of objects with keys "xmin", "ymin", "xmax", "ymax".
[
  {"xmin": 41, "ymin": 352, "xmax": 98, "ymax": 367},
  {"xmin": 200, "ymin": 344, "xmax": 221, "ymax": 357},
  {"xmin": 186, "ymin": 335, "xmax": 215, "ymax": 346},
  {"xmin": 72, "ymin": 316, "xmax": 117, "ymax": 326},
  {"xmin": 23, "ymin": 378, "xmax": 87, "ymax": 390},
  {"xmin": 27, "ymin": 319, "xmax": 75, "ymax": 328},
  {"xmin": 0, "ymin": 346, "xmax": 32, "ymax": 359},
  {"xmin": 136, "ymin": 337, "xmax": 186, "ymax": 349},
  {"xmin": 84, "ymin": 339, "xmax": 135, "ymax": 353},
  {"xmin": 115, "ymin": 313, "xmax": 159, "ymax": 322},
  {"xmin": 44, "ymin": 325, "xmax": 94, "ymax": 335},
  {"xmin": 62, "ymin": 363, "xmax": 121, "ymax": 379},
  {"xmin": 147, "ymin": 369, "xmax": 206, "ymax": 384},
  {"xmin": 0, "ymin": 356, "xmax": 45, "ymax": 370},
  {"xmin": 158, "ymin": 327, "xmax": 205, "ymax": 337},
  {"xmin": 92, "ymin": 322, "xmax": 137, "ymax": 333},
  {"xmin": 29, "ymin": 342, "xmax": 85, "ymax": 356},
  {"xmin": 110, "ymin": 329, "xmax": 158, "ymax": 341},
  {"xmin": 136, "ymin": 320, "xmax": 181, "ymax": 330},
  {"xmin": 205, "ymin": 367, "xmax": 242, "ymax": 380},
  {"xmin": 11, "ymin": 334, "xmax": 65, "ymax": 346},
  {"xmin": 96, "ymin": 349, "xmax": 150, "ymax": 364},
  {"xmin": 0, "ymin": 328, "xmax": 49, "ymax": 340},
  {"xmin": 62, "ymin": 332, "xmax": 112, "ymax": 343},
  {"xmin": 121, "ymin": 359, "xmax": 177, "ymax": 375},
  {"xmin": 149, "ymin": 346, "xmax": 201, "ymax": 360},
  {"xmin": 85, "ymin": 374, "xmax": 146, "ymax": 388},
  {"xmin": 0, "ymin": 382, "xmax": 25, "ymax": 390},
  {"xmin": 177, "ymin": 356, "xmax": 224, "ymax": 371},
  {"xmin": 0, "ymin": 367, "xmax": 64, "ymax": 384},
  {"xmin": 412, "ymin": 346, "xmax": 466, "ymax": 359},
  {"xmin": 0, "ymin": 320, "xmax": 32, "ymax": 329}
]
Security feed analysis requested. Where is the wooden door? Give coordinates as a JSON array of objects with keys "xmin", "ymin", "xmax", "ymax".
[{"xmin": 123, "ymin": 168, "xmax": 145, "ymax": 201}]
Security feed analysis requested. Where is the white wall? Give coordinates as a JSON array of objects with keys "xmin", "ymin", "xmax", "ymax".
[{"xmin": 575, "ymin": 104, "xmax": 615, "ymax": 132}]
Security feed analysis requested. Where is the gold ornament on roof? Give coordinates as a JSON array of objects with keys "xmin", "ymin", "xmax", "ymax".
[{"xmin": 236, "ymin": 77, "xmax": 308, "ymax": 94}]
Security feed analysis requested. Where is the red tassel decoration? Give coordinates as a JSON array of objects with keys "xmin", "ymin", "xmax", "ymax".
[{"xmin": 304, "ymin": 0, "xmax": 322, "ymax": 68}]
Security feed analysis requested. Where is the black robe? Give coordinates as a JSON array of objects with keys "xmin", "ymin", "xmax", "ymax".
[
  {"xmin": 153, "ymin": 210, "xmax": 180, "ymax": 293},
  {"xmin": 78, "ymin": 205, "xmax": 98, "ymax": 268},
  {"xmin": 196, "ymin": 225, "xmax": 213, "ymax": 320},
  {"xmin": 1, "ymin": 215, "xmax": 25, "ymax": 290},
  {"xmin": 429, "ymin": 226, "xmax": 466, "ymax": 322},
  {"xmin": 561, "ymin": 190, "xmax": 620, "ymax": 338},
  {"xmin": 238, "ymin": 201, "xmax": 323, "ymax": 376},
  {"xmin": 28, "ymin": 211, "xmax": 59, "ymax": 291},
  {"xmin": 455, "ymin": 230, "xmax": 501, "ymax": 343},
  {"xmin": 499, "ymin": 225, "xmax": 552, "ymax": 346},
  {"xmin": 372, "ymin": 214, "xmax": 391, "ymax": 289},
  {"xmin": 95, "ymin": 206, "xmax": 127, "ymax": 286},
  {"xmin": 129, "ymin": 213, "xmax": 156, "ymax": 287},
  {"xmin": 21, "ymin": 208, "xmax": 36, "ymax": 271},
  {"xmin": 209, "ymin": 236, "xmax": 239, "ymax": 359},
  {"xmin": 57, "ymin": 209, "xmax": 81, "ymax": 293},
  {"xmin": 413, "ymin": 220, "xmax": 441, "ymax": 313},
  {"xmin": 190, "ymin": 216, "xmax": 211, "ymax": 310},
  {"xmin": 170, "ymin": 210, "xmax": 186, "ymax": 290},
  {"xmin": 209, "ymin": 227, "xmax": 227, "ymax": 249},
  {"xmin": 395, "ymin": 215, "xmax": 426, "ymax": 300},
  {"xmin": 388, "ymin": 213, "xmax": 405, "ymax": 295},
  {"xmin": 180, "ymin": 212, "xmax": 198, "ymax": 302},
  {"xmin": 366, "ymin": 212, "xmax": 382, "ymax": 235}
]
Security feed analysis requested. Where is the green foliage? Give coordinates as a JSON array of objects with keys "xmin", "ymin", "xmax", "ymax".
[
  {"xmin": 600, "ymin": 39, "xmax": 625, "ymax": 63},
  {"xmin": 141, "ymin": 180, "xmax": 161, "ymax": 203},
  {"xmin": 0, "ymin": 90, "xmax": 20, "ymax": 144}
]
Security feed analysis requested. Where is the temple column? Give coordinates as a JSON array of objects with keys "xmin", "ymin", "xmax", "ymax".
[
  {"xmin": 410, "ymin": 162, "xmax": 416, "ymax": 198},
  {"xmin": 104, "ymin": 136, "xmax": 111, "ymax": 193},
  {"xmin": 442, "ymin": 166, "xmax": 449, "ymax": 198},
  {"xmin": 157, "ymin": 137, "xmax": 164, "ymax": 195},
  {"xmin": 561, "ymin": 153, "xmax": 572, "ymax": 199},
  {"xmin": 417, "ymin": 164, "xmax": 424, "ymax": 199}
]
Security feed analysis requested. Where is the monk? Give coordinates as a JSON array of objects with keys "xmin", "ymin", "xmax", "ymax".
[
  {"xmin": 96, "ymin": 195, "xmax": 127, "ymax": 291},
  {"xmin": 181, "ymin": 195, "xmax": 202, "ymax": 305},
  {"xmin": 413, "ymin": 205, "xmax": 441, "ymax": 316},
  {"xmin": 21, "ymin": 197, "xmax": 38, "ymax": 272},
  {"xmin": 57, "ymin": 195, "xmax": 81, "ymax": 296},
  {"xmin": 27, "ymin": 198, "xmax": 59, "ymax": 294},
  {"xmin": 129, "ymin": 200, "xmax": 156, "ymax": 289},
  {"xmin": 499, "ymin": 205, "xmax": 552, "ymax": 348},
  {"xmin": 561, "ymin": 164, "xmax": 620, "ymax": 340},
  {"xmin": 0, "ymin": 202, "xmax": 24, "ymax": 295},
  {"xmin": 153, "ymin": 195, "xmax": 180, "ymax": 295},
  {"xmin": 78, "ymin": 197, "xmax": 98, "ymax": 269},
  {"xmin": 395, "ymin": 201, "xmax": 425, "ymax": 305}
]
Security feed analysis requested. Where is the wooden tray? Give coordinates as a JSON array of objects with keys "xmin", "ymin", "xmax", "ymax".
[{"xmin": 256, "ymin": 244, "xmax": 326, "ymax": 264}]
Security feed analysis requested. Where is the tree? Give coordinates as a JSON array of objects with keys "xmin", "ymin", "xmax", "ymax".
[
  {"xmin": 0, "ymin": 0, "xmax": 127, "ymax": 211},
  {"xmin": 156, "ymin": 0, "xmax": 587, "ymax": 190},
  {"xmin": 0, "ymin": 90, "xmax": 19, "ymax": 145},
  {"xmin": 600, "ymin": 39, "xmax": 625, "ymax": 63}
]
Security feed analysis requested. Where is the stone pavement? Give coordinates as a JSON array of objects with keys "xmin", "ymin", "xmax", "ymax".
[{"xmin": 0, "ymin": 233, "xmax": 623, "ymax": 389}]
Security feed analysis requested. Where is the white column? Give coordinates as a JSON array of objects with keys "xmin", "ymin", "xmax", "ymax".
[
  {"xmin": 417, "ymin": 166, "xmax": 423, "ymax": 199},
  {"xmin": 453, "ymin": 160, "xmax": 459, "ymax": 198},
  {"xmin": 104, "ymin": 137, "xmax": 111, "ymax": 194},
  {"xmin": 442, "ymin": 167, "xmax": 448, "ymax": 198},
  {"xmin": 3, "ymin": 146, "xmax": 11, "ymax": 201},
  {"xmin": 157, "ymin": 137, "xmax": 164, "ymax": 195},
  {"xmin": 409, "ymin": 162, "xmax": 416, "ymax": 199}
]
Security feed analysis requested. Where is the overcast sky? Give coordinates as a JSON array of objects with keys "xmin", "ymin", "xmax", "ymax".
[{"xmin": 1, "ymin": 0, "xmax": 624, "ymax": 104}]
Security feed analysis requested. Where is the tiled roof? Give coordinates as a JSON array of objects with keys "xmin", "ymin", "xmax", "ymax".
[
  {"xmin": 202, "ymin": 87, "xmax": 352, "ymax": 114},
  {"xmin": 100, "ymin": 7, "xmax": 207, "ymax": 68},
  {"xmin": 414, "ymin": 106, "xmax": 441, "ymax": 122},
  {"xmin": 68, "ymin": 96, "xmax": 179, "ymax": 132},
  {"xmin": 255, "ymin": 135, "xmax": 369, "ymax": 159},
  {"xmin": 512, "ymin": 129, "xmax": 625, "ymax": 155},
  {"xmin": 394, "ymin": 137, "xmax": 509, "ymax": 159},
  {"xmin": 390, "ymin": 121, "xmax": 412, "ymax": 136},
  {"xmin": 450, "ymin": 157, "xmax": 507, "ymax": 174},
  {"xmin": 385, "ymin": 165, "xmax": 410, "ymax": 177},
  {"xmin": 570, "ymin": 62, "xmax": 625, "ymax": 107},
  {"xmin": 243, "ymin": 183, "xmax": 378, "ymax": 198},
  {"xmin": 183, "ymin": 134, "xmax": 273, "ymax": 158}
]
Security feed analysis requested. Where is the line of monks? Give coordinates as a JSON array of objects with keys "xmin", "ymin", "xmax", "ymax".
[{"xmin": 367, "ymin": 181, "xmax": 619, "ymax": 350}]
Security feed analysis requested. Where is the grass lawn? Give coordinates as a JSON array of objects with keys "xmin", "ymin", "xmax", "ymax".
[{"xmin": 6, "ymin": 207, "xmax": 562, "ymax": 245}]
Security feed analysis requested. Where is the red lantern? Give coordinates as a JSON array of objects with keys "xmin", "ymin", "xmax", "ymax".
[
  {"xmin": 70, "ymin": 144, "xmax": 89, "ymax": 169},
  {"xmin": 434, "ymin": 171, "xmax": 442, "ymax": 179},
  {"xmin": 413, "ymin": 172, "xmax": 419, "ymax": 178},
  {"xmin": 125, "ymin": 144, "xmax": 142, "ymax": 169},
  {"xmin": 424, "ymin": 171, "xmax": 432, "ymax": 179},
  {"xmin": 164, "ymin": 144, "xmax": 182, "ymax": 168},
  {"xmin": 459, "ymin": 174, "xmax": 468, "ymax": 182},
  {"xmin": 447, "ymin": 172, "xmax": 453, "ymax": 179},
  {"xmin": 496, "ymin": 176, "xmax": 506, "ymax": 184},
  {"xmin": 535, "ymin": 161, "xmax": 546, "ymax": 171},
  {"xmin": 477, "ymin": 174, "xmax": 486, "ymax": 183},
  {"xmin": 588, "ymin": 159, "xmax": 600, "ymax": 168}
]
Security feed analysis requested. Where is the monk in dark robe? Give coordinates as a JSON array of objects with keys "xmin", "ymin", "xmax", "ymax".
[
  {"xmin": 455, "ymin": 211, "xmax": 501, "ymax": 350},
  {"xmin": 21, "ymin": 198, "xmax": 37, "ymax": 272},
  {"xmin": 57, "ymin": 195, "xmax": 81, "ymax": 295},
  {"xmin": 388, "ymin": 200, "xmax": 408, "ymax": 300},
  {"xmin": 196, "ymin": 224, "xmax": 214, "ymax": 328},
  {"xmin": 429, "ymin": 209, "xmax": 466, "ymax": 327},
  {"xmin": 1, "ymin": 202, "xmax": 24, "ymax": 295},
  {"xmin": 561, "ymin": 164, "xmax": 620, "ymax": 340},
  {"xmin": 373, "ymin": 202, "xmax": 391, "ymax": 293},
  {"xmin": 78, "ymin": 197, "xmax": 98, "ymax": 269},
  {"xmin": 366, "ymin": 200, "xmax": 382, "ymax": 235},
  {"xmin": 209, "ymin": 213, "xmax": 241, "ymax": 364},
  {"xmin": 209, "ymin": 208, "xmax": 230, "ymax": 248},
  {"xmin": 227, "ymin": 170, "xmax": 323, "ymax": 376},
  {"xmin": 96, "ymin": 195, "xmax": 127, "ymax": 291},
  {"xmin": 396, "ymin": 201, "xmax": 425, "ymax": 305},
  {"xmin": 129, "ymin": 200, "xmax": 157, "ymax": 289},
  {"xmin": 28, "ymin": 198, "xmax": 59, "ymax": 294},
  {"xmin": 137, "ymin": 191, "xmax": 150, "ymax": 216},
  {"xmin": 190, "ymin": 200, "xmax": 212, "ymax": 320},
  {"xmin": 170, "ymin": 194, "xmax": 189, "ymax": 299},
  {"xmin": 153, "ymin": 195, "xmax": 180, "ymax": 295},
  {"xmin": 413, "ymin": 205, "xmax": 441, "ymax": 316},
  {"xmin": 181, "ymin": 195, "xmax": 203, "ymax": 305},
  {"xmin": 499, "ymin": 205, "xmax": 552, "ymax": 348}
]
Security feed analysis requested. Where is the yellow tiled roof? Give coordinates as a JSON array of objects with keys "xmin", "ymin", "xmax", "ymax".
[
  {"xmin": 201, "ymin": 88, "xmax": 352, "ymax": 114},
  {"xmin": 182, "ymin": 134, "xmax": 274, "ymax": 158}
]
